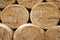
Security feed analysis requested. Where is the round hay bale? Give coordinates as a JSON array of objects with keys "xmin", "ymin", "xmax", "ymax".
[
  {"xmin": 30, "ymin": 3, "xmax": 60, "ymax": 29},
  {"xmin": 45, "ymin": 26, "xmax": 60, "ymax": 40},
  {"xmin": 1, "ymin": 4, "xmax": 29, "ymax": 29},
  {"xmin": 0, "ymin": 0, "xmax": 15, "ymax": 8},
  {"xmin": 0, "ymin": 23, "xmax": 13, "ymax": 40},
  {"xmin": 17, "ymin": 0, "xmax": 42, "ymax": 9},
  {"xmin": 47, "ymin": 0, "xmax": 60, "ymax": 8},
  {"xmin": 14, "ymin": 24, "xmax": 44, "ymax": 40}
]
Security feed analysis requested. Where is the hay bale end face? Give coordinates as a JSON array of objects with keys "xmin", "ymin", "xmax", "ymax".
[
  {"xmin": 30, "ymin": 3, "xmax": 60, "ymax": 29},
  {"xmin": 14, "ymin": 24, "xmax": 44, "ymax": 40},
  {"xmin": 47, "ymin": 0, "xmax": 60, "ymax": 8},
  {"xmin": 0, "ymin": 23, "xmax": 13, "ymax": 40},
  {"xmin": 17, "ymin": 0, "xmax": 42, "ymax": 9},
  {"xmin": 0, "ymin": 0, "xmax": 15, "ymax": 8},
  {"xmin": 1, "ymin": 4, "xmax": 29, "ymax": 29},
  {"xmin": 45, "ymin": 26, "xmax": 60, "ymax": 40}
]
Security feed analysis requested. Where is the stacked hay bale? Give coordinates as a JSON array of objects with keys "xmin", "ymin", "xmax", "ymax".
[
  {"xmin": 47, "ymin": 0, "xmax": 60, "ymax": 9},
  {"xmin": 0, "ymin": 23, "xmax": 13, "ymax": 40},
  {"xmin": 0, "ymin": 0, "xmax": 15, "ymax": 8},
  {"xmin": 17, "ymin": 0, "xmax": 43, "ymax": 9},
  {"xmin": 45, "ymin": 26, "xmax": 60, "ymax": 40},
  {"xmin": 13, "ymin": 24, "xmax": 44, "ymax": 40},
  {"xmin": 1, "ymin": 4, "xmax": 29, "ymax": 29},
  {"xmin": 30, "ymin": 3, "xmax": 60, "ymax": 29},
  {"xmin": 0, "ymin": 0, "xmax": 60, "ymax": 40}
]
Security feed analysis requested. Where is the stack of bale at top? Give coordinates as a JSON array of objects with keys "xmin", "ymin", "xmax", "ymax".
[
  {"xmin": 17, "ymin": 0, "xmax": 43, "ymax": 9},
  {"xmin": 0, "ymin": 0, "xmax": 43, "ymax": 9}
]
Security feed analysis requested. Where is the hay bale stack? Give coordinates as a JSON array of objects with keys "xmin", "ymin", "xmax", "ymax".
[
  {"xmin": 0, "ymin": 0, "xmax": 15, "ymax": 8},
  {"xmin": 0, "ymin": 23, "xmax": 13, "ymax": 40},
  {"xmin": 17, "ymin": 0, "xmax": 42, "ymax": 9},
  {"xmin": 14, "ymin": 24, "xmax": 44, "ymax": 40},
  {"xmin": 45, "ymin": 26, "xmax": 60, "ymax": 40},
  {"xmin": 30, "ymin": 3, "xmax": 60, "ymax": 29},
  {"xmin": 47, "ymin": 0, "xmax": 60, "ymax": 8},
  {"xmin": 1, "ymin": 4, "xmax": 29, "ymax": 29}
]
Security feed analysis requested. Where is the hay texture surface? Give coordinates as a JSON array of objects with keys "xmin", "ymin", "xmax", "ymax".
[
  {"xmin": 45, "ymin": 26, "xmax": 60, "ymax": 40},
  {"xmin": 0, "ymin": 0, "xmax": 15, "ymax": 8},
  {"xmin": 1, "ymin": 5, "xmax": 29, "ymax": 29},
  {"xmin": 14, "ymin": 24, "xmax": 44, "ymax": 40},
  {"xmin": 17, "ymin": 0, "xmax": 42, "ymax": 8},
  {"xmin": 30, "ymin": 3, "xmax": 60, "ymax": 29},
  {"xmin": 47, "ymin": 0, "xmax": 60, "ymax": 8},
  {"xmin": 0, "ymin": 23, "xmax": 13, "ymax": 40}
]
